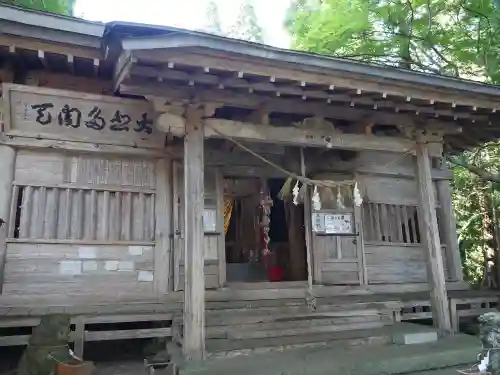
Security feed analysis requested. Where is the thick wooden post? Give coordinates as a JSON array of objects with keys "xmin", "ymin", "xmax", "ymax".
[
  {"xmin": 183, "ymin": 108, "xmax": 205, "ymax": 361},
  {"xmin": 415, "ymin": 142, "xmax": 452, "ymax": 334},
  {"xmin": 436, "ymin": 179, "xmax": 463, "ymax": 281},
  {"xmin": 0, "ymin": 145, "xmax": 15, "ymax": 293}
]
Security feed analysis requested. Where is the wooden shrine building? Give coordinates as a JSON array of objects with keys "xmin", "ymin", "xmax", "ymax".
[{"xmin": 0, "ymin": 3, "xmax": 499, "ymax": 362}]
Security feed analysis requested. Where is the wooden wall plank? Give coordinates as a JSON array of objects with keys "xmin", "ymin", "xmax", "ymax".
[
  {"xmin": 3, "ymin": 243, "xmax": 155, "ymax": 296},
  {"xmin": 436, "ymin": 180, "xmax": 463, "ymax": 281},
  {"xmin": 19, "ymin": 186, "xmax": 32, "ymax": 238},
  {"xmin": 0, "ymin": 146, "xmax": 16, "ymax": 292},
  {"xmin": 215, "ymin": 168, "xmax": 226, "ymax": 287},
  {"xmin": 14, "ymin": 150, "xmax": 65, "ymax": 185},
  {"xmin": 154, "ymin": 158, "xmax": 171, "ymax": 295}
]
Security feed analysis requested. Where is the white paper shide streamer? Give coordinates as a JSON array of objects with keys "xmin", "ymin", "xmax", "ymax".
[
  {"xmin": 312, "ymin": 185, "xmax": 321, "ymax": 211},
  {"xmin": 353, "ymin": 182, "xmax": 363, "ymax": 207}
]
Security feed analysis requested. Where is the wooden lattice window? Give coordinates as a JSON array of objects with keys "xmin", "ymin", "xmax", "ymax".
[
  {"xmin": 10, "ymin": 185, "xmax": 155, "ymax": 241},
  {"xmin": 362, "ymin": 202, "xmax": 421, "ymax": 244}
]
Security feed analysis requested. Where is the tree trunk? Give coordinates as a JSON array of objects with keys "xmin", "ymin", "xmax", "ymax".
[{"xmin": 478, "ymin": 183, "xmax": 497, "ymax": 288}]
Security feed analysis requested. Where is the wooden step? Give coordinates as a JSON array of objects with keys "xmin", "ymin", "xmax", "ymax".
[
  {"xmin": 206, "ymin": 324, "xmax": 393, "ymax": 354},
  {"xmin": 206, "ymin": 308, "xmax": 389, "ymax": 326},
  {"xmin": 207, "ymin": 314, "xmax": 384, "ymax": 338},
  {"xmin": 207, "ymin": 321, "xmax": 386, "ymax": 340}
]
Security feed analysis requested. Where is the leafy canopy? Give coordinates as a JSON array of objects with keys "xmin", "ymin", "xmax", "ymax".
[{"xmin": 1, "ymin": 0, "xmax": 74, "ymax": 15}]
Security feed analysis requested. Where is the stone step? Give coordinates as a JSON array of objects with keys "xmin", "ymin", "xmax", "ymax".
[
  {"xmin": 393, "ymin": 329, "xmax": 438, "ymax": 345},
  {"xmin": 185, "ymin": 332, "xmax": 481, "ymax": 375}
]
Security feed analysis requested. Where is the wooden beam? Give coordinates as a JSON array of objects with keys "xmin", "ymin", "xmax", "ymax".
[
  {"xmin": 122, "ymin": 80, "xmax": 463, "ymax": 133},
  {"xmin": 0, "ymin": 35, "xmax": 103, "ymax": 60},
  {"xmin": 114, "ymin": 51, "xmax": 136, "ymax": 92},
  {"xmin": 129, "ymin": 65, "xmax": 481, "ymax": 122},
  {"xmin": 0, "ymin": 145, "xmax": 15, "ymax": 293},
  {"xmin": 415, "ymin": 142, "xmax": 452, "ymax": 335},
  {"xmin": 182, "ymin": 108, "xmax": 206, "ymax": 360},
  {"xmin": 157, "ymin": 116, "xmax": 426, "ymax": 155},
  {"xmin": 131, "ymin": 50, "xmax": 500, "ymax": 111},
  {"xmin": 436, "ymin": 179, "xmax": 463, "ymax": 281}
]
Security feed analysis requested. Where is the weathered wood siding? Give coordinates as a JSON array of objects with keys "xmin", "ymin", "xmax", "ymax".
[
  {"xmin": 3, "ymin": 150, "xmax": 165, "ymax": 296},
  {"xmin": 3, "ymin": 243, "xmax": 154, "ymax": 295},
  {"xmin": 357, "ymin": 151, "xmax": 452, "ymax": 284},
  {"xmin": 173, "ymin": 164, "xmax": 223, "ymax": 290}
]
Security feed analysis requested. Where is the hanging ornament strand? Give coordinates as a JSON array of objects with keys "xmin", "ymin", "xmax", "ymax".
[{"xmin": 206, "ymin": 123, "xmax": 355, "ymax": 189}]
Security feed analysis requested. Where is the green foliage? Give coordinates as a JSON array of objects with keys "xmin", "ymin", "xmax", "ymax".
[
  {"xmin": 286, "ymin": 0, "xmax": 500, "ymax": 284},
  {"xmin": 286, "ymin": 0, "xmax": 500, "ymax": 81},
  {"xmin": 1, "ymin": 0, "xmax": 75, "ymax": 15},
  {"xmin": 201, "ymin": 0, "xmax": 265, "ymax": 43},
  {"xmin": 204, "ymin": 0, "xmax": 225, "ymax": 36},
  {"xmin": 228, "ymin": 0, "xmax": 264, "ymax": 43}
]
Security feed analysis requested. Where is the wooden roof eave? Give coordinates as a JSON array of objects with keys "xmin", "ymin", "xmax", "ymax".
[{"xmin": 119, "ymin": 33, "xmax": 500, "ymax": 111}]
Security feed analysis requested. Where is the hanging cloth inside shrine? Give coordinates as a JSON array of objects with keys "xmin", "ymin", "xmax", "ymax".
[{"xmin": 224, "ymin": 197, "xmax": 233, "ymax": 234}]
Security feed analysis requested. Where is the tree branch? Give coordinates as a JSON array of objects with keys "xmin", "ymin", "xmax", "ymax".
[{"xmin": 448, "ymin": 157, "xmax": 500, "ymax": 183}]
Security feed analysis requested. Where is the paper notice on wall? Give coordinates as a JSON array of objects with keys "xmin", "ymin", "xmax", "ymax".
[
  {"xmin": 59, "ymin": 260, "xmax": 82, "ymax": 275},
  {"xmin": 104, "ymin": 260, "xmax": 119, "ymax": 271},
  {"xmin": 203, "ymin": 209, "xmax": 217, "ymax": 232},
  {"xmin": 324, "ymin": 213, "xmax": 353, "ymax": 234},
  {"xmin": 128, "ymin": 246, "xmax": 144, "ymax": 256},
  {"xmin": 138, "ymin": 271, "xmax": 154, "ymax": 282},
  {"xmin": 312, "ymin": 213, "xmax": 325, "ymax": 233},
  {"xmin": 78, "ymin": 247, "xmax": 97, "ymax": 259}
]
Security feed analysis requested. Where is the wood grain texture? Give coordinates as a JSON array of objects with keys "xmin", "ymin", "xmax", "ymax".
[
  {"xmin": 0, "ymin": 145, "xmax": 16, "ymax": 292},
  {"xmin": 436, "ymin": 180, "xmax": 463, "ymax": 281},
  {"xmin": 3, "ymin": 84, "xmax": 165, "ymax": 149},
  {"xmin": 182, "ymin": 110, "xmax": 206, "ymax": 360},
  {"xmin": 3, "ymin": 243, "xmax": 155, "ymax": 296},
  {"xmin": 215, "ymin": 168, "xmax": 226, "ymax": 287},
  {"xmin": 154, "ymin": 158, "xmax": 171, "ymax": 294},
  {"xmin": 415, "ymin": 142, "xmax": 452, "ymax": 334}
]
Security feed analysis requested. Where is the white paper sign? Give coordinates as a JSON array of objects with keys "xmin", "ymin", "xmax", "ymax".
[
  {"xmin": 312, "ymin": 213, "xmax": 325, "ymax": 233},
  {"xmin": 203, "ymin": 209, "xmax": 217, "ymax": 232},
  {"xmin": 138, "ymin": 271, "xmax": 154, "ymax": 282},
  {"xmin": 324, "ymin": 213, "xmax": 353, "ymax": 234},
  {"xmin": 59, "ymin": 260, "xmax": 82, "ymax": 275},
  {"xmin": 128, "ymin": 246, "xmax": 144, "ymax": 256}
]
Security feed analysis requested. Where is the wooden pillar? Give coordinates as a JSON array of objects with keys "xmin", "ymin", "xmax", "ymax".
[
  {"xmin": 415, "ymin": 141, "xmax": 452, "ymax": 334},
  {"xmin": 436, "ymin": 179, "xmax": 463, "ymax": 281},
  {"xmin": 183, "ymin": 108, "xmax": 205, "ymax": 361},
  {"xmin": 0, "ymin": 145, "xmax": 15, "ymax": 293},
  {"xmin": 154, "ymin": 158, "xmax": 172, "ymax": 294}
]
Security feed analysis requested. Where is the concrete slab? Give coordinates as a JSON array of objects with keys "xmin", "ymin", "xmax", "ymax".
[
  {"xmin": 181, "ymin": 333, "xmax": 481, "ymax": 375},
  {"xmin": 393, "ymin": 329, "xmax": 438, "ymax": 345}
]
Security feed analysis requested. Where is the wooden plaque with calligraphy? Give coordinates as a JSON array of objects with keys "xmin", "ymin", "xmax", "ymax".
[{"xmin": 2, "ymin": 84, "xmax": 165, "ymax": 148}]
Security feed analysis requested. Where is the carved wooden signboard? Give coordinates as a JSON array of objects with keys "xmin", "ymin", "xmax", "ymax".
[{"xmin": 2, "ymin": 84, "xmax": 165, "ymax": 148}]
